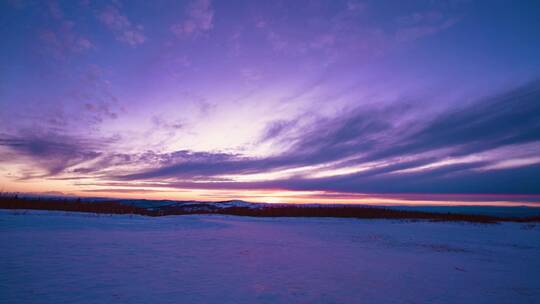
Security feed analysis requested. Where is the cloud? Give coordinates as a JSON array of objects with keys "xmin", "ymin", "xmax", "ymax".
[
  {"xmin": 47, "ymin": 0, "xmax": 64, "ymax": 19},
  {"xmin": 38, "ymin": 2, "xmax": 94, "ymax": 58},
  {"xmin": 1, "ymin": 64, "xmax": 123, "ymax": 134},
  {"xmin": 117, "ymin": 150, "xmax": 246, "ymax": 180},
  {"xmin": 39, "ymin": 25, "xmax": 94, "ymax": 57},
  {"xmin": 97, "ymin": 5, "xmax": 146, "ymax": 46},
  {"xmin": 276, "ymin": 162, "xmax": 540, "ymax": 195},
  {"xmin": 258, "ymin": 119, "xmax": 298, "ymax": 143},
  {"xmin": 254, "ymin": 5, "xmax": 384, "ymax": 60},
  {"xmin": 0, "ymin": 132, "xmax": 102, "ymax": 177},
  {"xmin": 250, "ymin": 1, "xmax": 464, "ymax": 63},
  {"xmin": 6, "ymin": 79, "xmax": 536, "ymax": 195},
  {"xmin": 170, "ymin": 0, "xmax": 214, "ymax": 38},
  {"xmin": 346, "ymin": 1, "xmax": 366, "ymax": 12},
  {"xmin": 111, "ymin": 80, "xmax": 540, "ymax": 195},
  {"xmin": 151, "ymin": 115, "xmax": 184, "ymax": 130},
  {"xmin": 395, "ymin": 10, "xmax": 461, "ymax": 42},
  {"xmin": 365, "ymin": 80, "xmax": 540, "ymax": 161},
  {"xmin": 111, "ymin": 160, "xmax": 540, "ymax": 196},
  {"xmin": 84, "ymin": 102, "xmax": 118, "ymax": 120},
  {"xmin": 266, "ymin": 31, "xmax": 289, "ymax": 52},
  {"xmin": 69, "ymin": 65, "xmax": 124, "ymax": 125},
  {"xmin": 240, "ymin": 68, "xmax": 263, "ymax": 82}
]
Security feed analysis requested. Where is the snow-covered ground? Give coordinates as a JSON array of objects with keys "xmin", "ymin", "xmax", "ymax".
[{"xmin": 1, "ymin": 210, "xmax": 539, "ymax": 304}]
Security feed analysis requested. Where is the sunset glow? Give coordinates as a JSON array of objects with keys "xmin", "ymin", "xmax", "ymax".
[{"xmin": 1, "ymin": 0, "xmax": 540, "ymax": 207}]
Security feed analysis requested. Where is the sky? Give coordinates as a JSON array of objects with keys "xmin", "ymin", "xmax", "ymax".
[{"xmin": 1, "ymin": 0, "xmax": 540, "ymax": 206}]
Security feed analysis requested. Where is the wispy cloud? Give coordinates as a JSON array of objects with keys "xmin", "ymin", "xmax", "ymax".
[
  {"xmin": 109, "ymin": 81, "xmax": 540, "ymax": 194},
  {"xmin": 2, "ymin": 79, "xmax": 539, "ymax": 197},
  {"xmin": 0, "ymin": 132, "xmax": 102, "ymax": 178},
  {"xmin": 258, "ymin": 119, "xmax": 298, "ymax": 143},
  {"xmin": 170, "ymin": 0, "xmax": 214, "ymax": 38},
  {"xmin": 395, "ymin": 10, "xmax": 461, "ymax": 42},
  {"xmin": 346, "ymin": 1, "xmax": 366, "ymax": 12},
  {"xmin": 97, "ymin": 5, "xmax": 146, "ymax": 46},
  {"xmin": 38, "ymin": 1, "xmax": 94, "ymax": 58},
  {"xmin": 39, "ymin": 25, "xmax": 94, "ymax": 57}
]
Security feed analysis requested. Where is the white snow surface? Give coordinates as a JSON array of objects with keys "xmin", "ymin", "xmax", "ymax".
[{"xmin": 1, "ymin": 210, "xmax": 539, "ymax": 304}]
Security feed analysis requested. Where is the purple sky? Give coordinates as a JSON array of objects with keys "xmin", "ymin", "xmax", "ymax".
[{"xmin": 1, "ymin": 0, "xmax": 540, "ymax": 205}]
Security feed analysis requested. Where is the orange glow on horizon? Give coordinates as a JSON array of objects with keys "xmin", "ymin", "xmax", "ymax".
[
  {"xmin": 2, "ymin": 173, "xmax": 539, "ymax": 207},
  {"xmin": 5, "ymin": 185, "xmax": 539, "ymax": 208}
]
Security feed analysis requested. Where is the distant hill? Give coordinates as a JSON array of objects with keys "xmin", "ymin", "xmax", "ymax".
[{"xmin": 1, "ymin": 194, "xmax": 540, "ymax": 223}]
